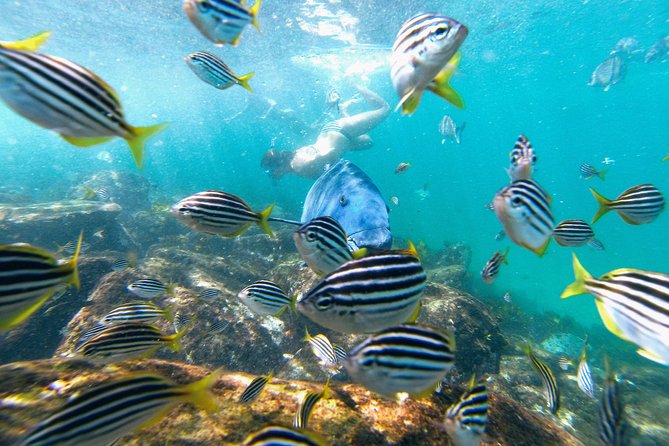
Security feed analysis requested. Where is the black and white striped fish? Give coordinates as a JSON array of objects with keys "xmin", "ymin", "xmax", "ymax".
[
  {"xmin": 0, "ymin": 34, "xmax": 166, "ymax": 168},
  {"xmin": 293, "ymin": 381, "xmax": 330, "ymax": 430},
  {"xmin": 304, "ymin": 329, "xmax": 338, "ymax": 370},
  {"xmin": 183, "ymin": 0, "xmax": 261, "ymax": 46},
  {"xmin": 297, "ymin": 245, "xmax": 426, "ymax": 334},
  {"xmin": 599, "ymin": 358, "xmax": 627, "ymax": 446},
  {"xmin": 561, "ymin": 254, "xmax": 669, "ymax": 366},
  {"xmin": 345, "ymin": 324, "xmax": 455, "ymax": 399},
  {"xmin": 17, "ymin": 371, "xmax": 220, "ymax": 446},
  {"xmin": 332, "ymin": 343, "xmax": 348, "ymax": 364},
  {"xmin": 444, "ymin": 375, "xmax": 489, "ymax": 446},
  {"xmin": 480, "ymin": 247, "xmax": 509, "ymax": 285},
  {"xmin": 204, "ymin": 318, "xmax": 228, "ymax": 338},
  {"xmin": 577, "ymin": 339, "xmax": 595, "ymax": 398},
  {"xmin": 61, "ymin": 240, "xmax": 90, "ymax": 255},
  {"xmin": 591, "ymin": 184, "xmax": 665, "ymax": 225},
  {"xmin": 524, "ymin": 344, "xmax": 560, "ymax": 414},
  {"xmin": 94, "ymin": 187, "xmax": 110, "ymax": 201},
  {"xmin": 76, "ymin": 323, "xmax": 107, "ymax": 349},
  {"xmin": 506, "ymin": 135, "xmax": 537, "ymax": 181},
  {"xmin": 558, "ymin": 355, "xmax": 573, "ymax": 371},
  {"xmin": 127, "ymin": 279, "xmax": 172, "ymax": 299},
  {"xmin": 493, "ymin": 179, "xmax": 554, "ymax": 256},
  {"xmin": 171, "ymin": 190, "xmax": 274, "ymax": 237},
  {"xmin": 242, "ymin": 426, "xmax": 327, "ymax": 446},
  {"xmin": 72, "ymin": 322, "xmax": 186, "ymax": 364},
  {"xmin": 111, "ymin": 258, "xmax": 129, "ymax": 272},
  {"xmin": 390, "ymin": 13, "xmax": 468, "ymax": 115},
  {"xmin": 0, "ymin": 234, "xmax": 82, "ymax": 331},
  {"xmin": 185, "ymin": 51, "xmax": 253, "ymax": 91},
  {"xmin": 238, "ymin": 280, "xmax": 291, "ymax": 317},
  {"xmin": 99, "ymin": 302, "xmax": 172, "ymax": 326},
  {"xmin": 199, "ymin": 287, "xmax": 223, "ymax": 301},
  {"xmin": 552, "ymin": 219, "xmax": 604, "ymax": 250},
  {"xmin": 293, "ymin": 216, "xmax": 365, "ymax": 276},
  {"xmin": 239, "ymin": 373, "xmax": 272, "ymax": 404},
  {"xmin": 173, "ymin": 310, "xmax": 190, "ymax": 332},
  {"xmin": 580, "ymin": 162, "xmax": 607, "ymax": 180}
]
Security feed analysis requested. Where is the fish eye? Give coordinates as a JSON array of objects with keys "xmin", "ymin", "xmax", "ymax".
[
  {"xmin": 339, "ymin": 195, "xmax": 346, "ymax": 205},
  {"xmin": 196, "ymin": 0, "xmax": 210, "ymax": 12},
  {"xmin": 532, "ymin": 155, "xmax": 538, "ymax": 163},
  {"xmin": 306, "ymin": 230, "xmax": 317, "ymax": 241},
  {"xmin": 511, "ymin": 154, "xmax": 519, "ymax": 162},
  {"xmin": 315, "ymin": 295, "xmax": 333, "ymax": 310},
  {"xmin": 179, "ymin": 207, "xmax": 190, "ymax": 215},
  {"xmin": 511, "ymin": 197, "xmax": 523, "ymax": 207},
  {"xmin": 434, "ymin": 26, "xmax": 449, "ymax": 39}
]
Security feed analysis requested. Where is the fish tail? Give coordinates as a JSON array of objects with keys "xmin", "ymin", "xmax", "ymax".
[
  {"xmin": 289, "ymin": 295, "xmax": 299, "ymax": 316},
  {"xmin": 126, "ymin": 123, "xmax": 168, "ymax": 168},
  {"xmin": 501, "ymin": 246, "xmax": 510, "ymax": 264},
  {"xmin": 427, "ymin": 52, "xmax": 465, "ymax": 109},
  {"xmin": 1, "ymin": 31, "xmax": 51, "ymax": 51},
  {"xmin": 63, "ymin": 231, "xmax": 83, "ymax": 290},
  {"xmin": 663, "ymin": 154, "xmax": 669, "ymax": 162},
  {"xmin": 237, "ymin": 72, "xmax": 254, "ymax": 92},
  {"xmin": 590, "ymin": 187, "xmax": 611, "ymax": 224},
  {"xmin": 250, "ymin": 0, "xmax": 262, "ymax": 31},
  {"xmin": 597, "ymin": 169, "xmax": 608, "ymax": 180},
  {"xmin": 560, "ymin": 253, "xmax": 592, "ymax": 299},
  {"xmin": 257, "ymin": 204, "xmax": 274, "ymax": 237},
  {"xmin": 166, "ymin": 282, "xmax": 177, "ymax": 297},
  {"xmin": 163, "ymin": 304, "xmax": 176, "ymax": 323},
  {"xmin": 322, "ymin": 378, "xmax": 331, "ymax": 399},
  {"xmin": 179, "ymin": 368, "xmax": 222, "ymax": 413},
  {"xmin": 167, "ymin": 324, "xmax": 190, "ymax": 353}
]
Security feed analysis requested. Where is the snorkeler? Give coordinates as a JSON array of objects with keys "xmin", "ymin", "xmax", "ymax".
[{"xmin": 261, "ymin": 84, "xmax": 390, "ymax": 179}]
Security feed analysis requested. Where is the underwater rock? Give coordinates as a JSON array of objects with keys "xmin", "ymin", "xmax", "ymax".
[
  {"xmin": 68, "ymin": 170, "xmax": 152, "ymax": 212},
  {"xmin": 0, "ymin": 358, "xmax": 585, "ymax": 446},
  {"xmin": 540, "ymin": 333, "xmax": 584, "ymax": 357},
  {"xmin": 0, "ymin": 200, "xmax": 123, "ymax": 250}
]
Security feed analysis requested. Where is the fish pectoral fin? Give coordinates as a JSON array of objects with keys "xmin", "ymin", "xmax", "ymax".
[
  {"xmin": 404, "ymin": 301, "xmax": 422, "ymax": 324},
  {"xmin": 395, "ymin": 87, "xmax": 423, "ymax": 116},
  {"xmin": 61, "ymin": 135, "xmax": 114, "ymax": 148},
  {"xmin": 594, "ymin": 300, "xmax": 629, "ymax": 341},
  {"xmin": 426, "ymin": 52, "xmax": 465, "ymax": 109}
]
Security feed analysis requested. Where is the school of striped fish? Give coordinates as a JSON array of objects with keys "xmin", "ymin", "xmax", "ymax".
[{"xmin": 0, "ymin": 3, "xmax": 666, "ymax": 446}]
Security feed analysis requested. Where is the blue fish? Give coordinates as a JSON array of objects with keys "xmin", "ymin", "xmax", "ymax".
[{"xmin": 301, "ymin": 160, "xmax": 391, "ymax": 249}]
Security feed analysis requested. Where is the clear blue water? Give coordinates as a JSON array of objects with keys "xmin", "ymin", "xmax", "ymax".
[{"xmin": 1, "ymin": 0, "xmax": 668, "ymax": 429}]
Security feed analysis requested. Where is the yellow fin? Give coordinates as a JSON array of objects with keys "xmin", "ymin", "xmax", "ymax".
[
  {"xmin": 58, "ymin": 231, "xmax": 83, "ymax": 290},
  {"xmin": 636, "ymin": 348, "xmax": 668, "ymax": 365},
  {"xmin": 166, "ymin": 323, "xmax": 190, "ymax": 353},
  {"xmin": 597, "ymin": 169, "xmax": 608, "ymax": 180},
  {"xmin": 395, "ymin": 87, "xmax": 423, "ymax": 116},
  {"xmin": 223, "ymin": 224, "xmax": 253, "ymax": 237},
  {"xmin": 125, "ymin": 123, "xmax": 168, "ymax": 169},
  {"xmin": 0, "ymin": 289, "xmax": 55, "ymax": 331},
  {"xmin": 273, "ymin": 305, "xmax": 288, "ymax": 317},
  {"xmin": 560, "ymin": 253, "xmax": 592, "ymax": 299},
  {"xmin": 178, "ymin": 368, "xmax": 223, "ymax": 413},
  {"xmin": 249, "ymin": 0, "xmax": 262, "ymax": 31},
  {"xmin": 351, "ymin": 247, "xmax": 367, "ymax": 259},
  {"xmin": 427, "ymin": 52, "xmax": 465, "ymax": 109},
  {"xmin": 405, "ymin": 301, "xmax": 422, "ymax": 323},
  {"xmin": 589, "ymin": 187, "xmax": 611, "ymax": 224},
  {"xmin": 501, "ymin": 247, "xmax": 510, "ymax": 264},
  {"xmin": 0, "ymin": 31, "xmax": 51, "ymax": 51},
  {"xmin": 237, "ymin": 72, "xmax": 254, "ymax": 92},
  {"xmin": 162, "ymin": 304, "xmax": 176, "ymax": 323},
  {"xmin": 618, "ymin": 212, "xmax": 641, "ymax": 226},
  {"xmin": 595, "ymin": 299, "xmax": 629, "ymax": 341},
  {"xmin": 525, "ymin": 238, "xmax": 550, "ymax": 256},
  {"xmin": 663, "ymin": 154, "xmax": 669, "ymax": 161},
  {"xmin": 61, "ymin": 135, "xmax": 113, "ymax": 148},
  {"xmin": 257, "ymin": 204, "xmax": 274, "ymax": 237}
]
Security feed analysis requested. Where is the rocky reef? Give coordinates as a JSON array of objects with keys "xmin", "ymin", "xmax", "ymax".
[{"xmin": 0, "ymin": 358, "xmax": 584, "ymax": 446}]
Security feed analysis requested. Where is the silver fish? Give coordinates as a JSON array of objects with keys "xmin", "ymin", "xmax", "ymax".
[
  {"xmin": 183, "ymin": 0, "xmax": 261, "ymax": 47},
  {"xmin": 591, "ymin": 184, "xmax": 665, "ymax": 225},
  {"xmin": 439, "ymin": 115, "xmax": 465, "ymax": 144},
  {"xmin": 588, "ymin": 56, "xmax": 625, "ymax": 92},
  {"xmin": 390, "ymin": 13, "xmax": 468, "ymax": 115},
  {"xmin": 185, "ymin": 51, "xmax": 253, "ymax": 91}
]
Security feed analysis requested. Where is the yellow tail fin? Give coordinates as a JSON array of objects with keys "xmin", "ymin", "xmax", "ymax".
[
  {"xmin": 166, "ymin": 323, "xmax": 190, "ymax": 353},
  {"xmin": 590, "ymin": 188, "xmax": 611, "ymax": 224},
  {"xmin": 257, "ymin": 204, "xmax": 274, "ymax": 237},
  {"xmin": 427, "ymin": 52, "xmax": 465, "ymax": 109},
  {"xmin": 663, "ymin": 154, "xmax": 669, "ymax": 161},
  {"xmin": 63, "ymin": 232, "xmax": 83, "ymax": 290},
  {"xmin": 501, "ymin": 247, "xmax": 510, "ymax": 264},
  {"xmin": 237, "ymin": 72, "xmax": 254, "ymax": 92},
  {"xmin": 597, "ymin": 169, "xmax": 608, "ymax": 180},
  {"xmin": 560, "ymin": 253, "xmax": 591, "ymax": 299},
  {"xmin": 1, "ymin": 31, "xmax": 51, "ymax": 51},
  {"xmin": 250, "ymin": 0, "xmax": 262, "ymax": 31},
  {"xmin": 126, "ymin": 123, "xmax": 168, "ymax": 169},
  {"xmin": 179, "ymin": 368, "xmax": 223, "ymax": 413}
]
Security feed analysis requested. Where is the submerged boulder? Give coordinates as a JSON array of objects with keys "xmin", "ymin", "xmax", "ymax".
[{"xmin": 0, "ymin": 358, "xmax": 585, "ymax": 446}]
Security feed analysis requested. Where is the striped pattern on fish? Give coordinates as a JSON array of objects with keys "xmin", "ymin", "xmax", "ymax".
[
  {"xmin": 591, "ymin": 184, "xmax": 665, "ymax": 225},
  {"xmin": 525, "ymin": 344, "xmax": 560, "ymax": 414}
]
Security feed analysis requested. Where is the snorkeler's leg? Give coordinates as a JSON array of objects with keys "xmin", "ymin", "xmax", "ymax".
[
  {"xmin": 350, "ymin": 134, "xmax": 372, "ymax": 150},
  {"xmin": 336, "ymin": 87, "xmax": 390, "ymax": 137}
]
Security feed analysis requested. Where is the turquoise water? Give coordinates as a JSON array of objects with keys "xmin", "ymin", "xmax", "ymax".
[{"xmin": 1, "ymin": 0, "xmax": 668, "ymax": 436}]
